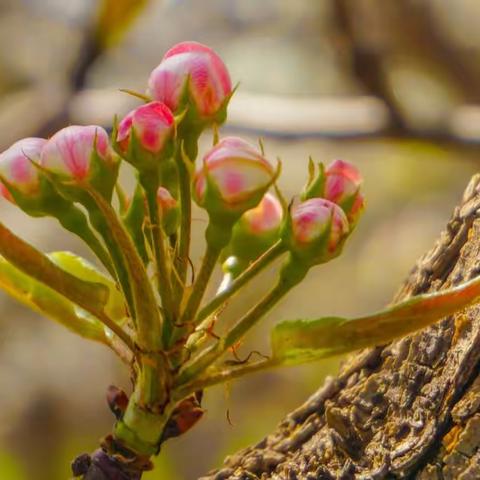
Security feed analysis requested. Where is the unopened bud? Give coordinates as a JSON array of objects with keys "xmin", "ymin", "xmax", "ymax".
[
  {"xmin": 147, "ymin": 41, "xmax": 232, "ymax": 124},
  {"xmin": 284, "ymin": 198, "xmax": 349, "ymax": 266},
  {"xmin": 0, "ymin": 137, "xmax": 45, "ymax": 202},
  {"xmin": 194, "ymin": 137, "xmax": 276, "ymax": 224},
  {"xmin": 157, "ymin": 186, "xmax": 179, "ymax": 235},
  {"xmin": 228, "ymin": 192, "xmax": 283, "ymax": 264},
  {"xmin": 324, "ymin": 160, "xmax": 364, "ymax": 226},
  {"xmin": 41, "ymin": 125, "xmax": 111, "ymax": 180},
  {"xmin": 116, "ymin": 101, "xmax": 175, "ymax": 169}
]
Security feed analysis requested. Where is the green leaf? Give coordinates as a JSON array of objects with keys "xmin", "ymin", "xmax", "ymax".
[
  {"xmin": 0, "ymin": 222, "xmax": 109, "ymax": 311},
  {"xmin": 0, "ymin": 256, "xmax": 107, "ymax": 344},
  {"xmin": 48, "ymin": 251, "xmax": 126, "ymax": 322},
  {"xmin": 272, "ymin": 275, "xmax": 480, "ymax": 365},
  {"xmin": 0, "ymin": 223, "xmax": 135, "ymax": 351}
]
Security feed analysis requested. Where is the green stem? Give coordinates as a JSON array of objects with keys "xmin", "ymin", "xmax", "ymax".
[
  {"xmin": 186, "ymin": 242, "xmax": 286, "ymax": 351},
  {"xmin": 174, "ymin": 148, "xmax": 192, "ymax": 294},
  {"xmin": 176, "ymin": 259, "xmax": 306, "ymax": 385},
  {"xmin": 196, "ymin": 241, "xmax": 285, "ymax": 325},
  {"xmin": 88, "ymin": 206, "xmax": 136, "ymax": 320},
  {"xmin": 174, "ymin": 358, "xmax": 279, "ymax": 400},
  {"xmin": 181, "ymin": 244, "xmax": 221, "ymax": 326},
  {"xmin": 113, "ymin": 381, "xmax": 174, "ymax": 456},
  {"xmin": 142, "ymin": 175, "xmax": 175, "ymax": 320},
  {"xmin": 171, "ymin": 128, "xmax": 201, "ymax": 316}
]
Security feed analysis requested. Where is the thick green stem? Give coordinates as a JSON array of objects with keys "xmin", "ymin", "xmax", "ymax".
[{"xmin": 176, "ymin": 259, "xmax": 307, "ymax": 385}]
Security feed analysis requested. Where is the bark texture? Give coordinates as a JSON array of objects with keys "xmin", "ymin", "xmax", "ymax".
[{"xmin": 201, "ymin": 175, "xmax": 480, "ymax": 479}]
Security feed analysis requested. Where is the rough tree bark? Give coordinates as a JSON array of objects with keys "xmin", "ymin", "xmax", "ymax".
[{"xmin": 201, "ymin": 175, "xmax": 480, "ymax": 479}]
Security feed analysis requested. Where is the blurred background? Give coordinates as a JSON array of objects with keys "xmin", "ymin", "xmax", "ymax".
[{"xmin": 0, "ymin": 0, "xmax": 479, "ymax": 478}]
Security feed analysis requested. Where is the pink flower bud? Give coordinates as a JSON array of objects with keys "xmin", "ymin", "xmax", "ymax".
[
  {"xmin": 41, "ymin": 125, "xmax": 111, "ymax": 180},
  {"xmin": 229, "ymin": 192, "xmax": 283, "ymax": 264},
  {"xmin": 324, "ymin": 159, "xmax": 364, "ymax": 225},
  {"xmin": 0, "ymin": 137, "xmax": 46, "ymax": 201},
  {"xmin": 117, "ymin": 101, "xmax": 175, "ymax": 154},
  {"xmin": 147, "ymin": 41, "xmax": 232, "ymax": 120},
  {"xmin": 287, "ymin": 198, "xmax": 349, "ymax": 265},
  {"xmin": 193, "ymin": 137, "xmax": 276, "ymax": 220},
  {"xmin": 237, "ymin": 192, "xmax": 283, "ymax": 236},
  {"xmin": 157, "ymin": 186, "xmax": 177, "ymax": 211},
  {"xmin": 157, "ymin": 186, "xmax": 179, "ymax": 235}
]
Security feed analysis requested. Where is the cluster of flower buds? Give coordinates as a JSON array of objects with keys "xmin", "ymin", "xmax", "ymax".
[
  {"xmin": 0, "ymin": 126, "xmax": 119, "ymax": 213},
  {"xmin": 280, "ymin": 159, "xmax": 364, "ymax": 269},
  {"xmin": 302, "ymin": 159, "xmax": 364, "ymax": 226},
  {"xmin": 0, "ymin": 40, "xmax": 367, "ymax": 469},
  {"xmin": 0, "ymin": 40, "xmax": 364, "ymax": 281}
]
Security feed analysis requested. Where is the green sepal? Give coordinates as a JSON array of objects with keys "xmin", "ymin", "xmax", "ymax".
[
  {"xmin": 301, "ymin": 159, "xmax": 325, "ymax": 201},
  {"xmin": 271, "ymin": 273, "xmax": 480, "ymax": 365},
  {"xmin": 0, "ymin": 255, "xmax": 108, "ymax": 344}
]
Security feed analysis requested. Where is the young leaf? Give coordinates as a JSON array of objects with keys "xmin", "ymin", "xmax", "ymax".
[
  {"xmin": 271, "ymin": 274, "xmax": 480, "ymax": 365},
  {"xmin": 0, "ymin": 222, "xmax": 135, "ymax": 351},
  {"xmin": 0, "ymin": 256, "xmax": 108, "ymax": 344},
  {"xmin": 48, "ymin": 251, "xmax": 126, "ymax": 322},
  {"xmin": 0, "ymin": 222, "xmax": 109, "ymax": 310}
]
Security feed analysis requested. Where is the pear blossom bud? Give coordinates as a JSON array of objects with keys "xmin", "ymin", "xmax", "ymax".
[
  {"xmin": 324, "ymin": 159, "xmax": 364, "ymax": 225},
  {"xmin": 157, "ymin": 186, "xmax": 179, "ymax": 235},
  {"xmin": 193, "ymin": 137, "xmax": 276, "ymax": 224},
  {"xmin": 284, "ymin": 198, "xmax": 349, "ymax": 266},
  {"xmin": 117, "ymin": 101, "xmax": 175, "ymax": 157},
  {"xmin": 228, "ymin": 193, "xmax": 283, "ymax": 264},
  {"xmin": 41, "ymin": 125, "xmax": 111, "ymax": 180},
  {"xmin": 147, "ymin": 41, "xmax": 232, "ymax": 122},
  {"xmin": 0, "ymin": 137, "xmax": 46, "ymax": 201}
]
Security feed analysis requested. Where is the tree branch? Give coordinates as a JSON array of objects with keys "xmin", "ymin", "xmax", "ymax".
[{"xmin": 201, "ymin": 174, "xmax": 480, "ymax": 479}]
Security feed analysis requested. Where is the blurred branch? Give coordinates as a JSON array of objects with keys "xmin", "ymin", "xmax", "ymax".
[
  {"xmin": 333, "ymin": 0, "xmax": 480, "ymax": 138},
  {"xmin": 36, "ymin": 0, "xmax": 150, "ymax": 139}
]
